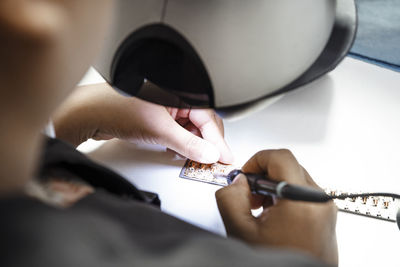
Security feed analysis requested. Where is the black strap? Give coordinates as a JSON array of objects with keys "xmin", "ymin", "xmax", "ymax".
[{"xmin": 37, "ymin": 137, "xmax": 160, "ymax": 206}]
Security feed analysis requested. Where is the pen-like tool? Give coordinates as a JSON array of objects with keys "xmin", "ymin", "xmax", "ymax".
[
  {"xmin": 218, "ymin": 170, "xmax": 332, "ymax": 202},
  {"xmin": 215, "ymin": 169, "xmax": 331, "ymax": 202},
  {"xmin": 216, "ymin": 170, "xmax": 400, "ymax": 204}
]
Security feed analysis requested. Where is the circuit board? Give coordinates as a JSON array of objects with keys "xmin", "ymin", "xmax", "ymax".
[
  {"xmin": 179, "ymin": 160, "xmax": 236, "ymax": 186},
  {"xmin": 180, "ymin": 160, "xmax": 400, "ymax": 222},
  {"xmin": 325, "ymin": 189, "xmax": 399, "ymax": 222}
]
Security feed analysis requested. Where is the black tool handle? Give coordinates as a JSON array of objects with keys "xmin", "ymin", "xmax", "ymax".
[
  {"xmin": 280, "ymin": 184, "xmax": 331, "ymax": 202},
  {"xmin": 227, "ymin": 170, "xmax": 331, "ymax": 203}
]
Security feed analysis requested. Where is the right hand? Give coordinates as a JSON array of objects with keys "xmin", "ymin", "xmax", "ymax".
[{"xmin": 215, "ymin": 149, "xmax": 338, "ymax": 265}]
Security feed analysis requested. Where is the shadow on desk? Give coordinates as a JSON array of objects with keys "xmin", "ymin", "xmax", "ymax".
[{"xmin": 87, "ymin": 140, "xmax": 185, "ymax": 168}]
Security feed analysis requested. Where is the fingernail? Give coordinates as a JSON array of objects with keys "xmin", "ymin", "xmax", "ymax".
[
  {"xmin": 221, "ymin": 145, "xmax": 235, "ymax": 164},
  {"xmin": 199, "ymin": 143, "xmax": 220, "ymax": 163},
  {"xmin": 232, "ymin": 173, "xmax": 245, "ymax": 184}
]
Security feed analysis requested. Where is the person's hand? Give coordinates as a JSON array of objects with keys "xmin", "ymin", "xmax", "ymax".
[
  {"xmin": 215, "ymin": 150, "xmax": 338, "ymax": 265},
  {"xmin": 52, "ymin": 83, "xmax": 233, "ymax": 164}
]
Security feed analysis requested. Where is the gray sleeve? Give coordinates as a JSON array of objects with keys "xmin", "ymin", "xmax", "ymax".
[
  {"xmin": 132, "ymin": 235, "xmax": 327, "ymax": 267},
  {"xmin": 1, "ymin": 192, "xmax": 328, "ymax": 267}
]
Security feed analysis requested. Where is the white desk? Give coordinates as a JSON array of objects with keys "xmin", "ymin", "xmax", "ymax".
[{"xmin": 79, "ymin": 57, "xmax": 400, "ymax": 267}]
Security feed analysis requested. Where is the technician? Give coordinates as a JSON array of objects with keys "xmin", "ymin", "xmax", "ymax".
[{"xmin": 0, "ymin": 1, "xmax": 337, "ymax": 267}]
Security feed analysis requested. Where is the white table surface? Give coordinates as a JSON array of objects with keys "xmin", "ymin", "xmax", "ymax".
[{"xmin": 78, "ymin": 57, "xmax": 400, "ymax": 267}]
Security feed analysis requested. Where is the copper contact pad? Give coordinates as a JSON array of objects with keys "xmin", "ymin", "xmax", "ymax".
[{"xmin": 179, "ymin": 160, "xmax": 237, "ymax": 186}]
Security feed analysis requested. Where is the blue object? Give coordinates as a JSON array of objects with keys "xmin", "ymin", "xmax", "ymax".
[{"xmin": 349, "ymin": 0, "xmax": 400, "ymax": 72}]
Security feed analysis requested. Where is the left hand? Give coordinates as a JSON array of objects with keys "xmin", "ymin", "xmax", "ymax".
[{"xmin": 52, "ymin": 83, "xmax": 233, "ymax": 164}]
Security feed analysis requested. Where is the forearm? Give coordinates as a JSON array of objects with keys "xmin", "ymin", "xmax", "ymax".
[{"xmin": 52, "ymin": 84, "xmax": 108, "ymax": 147}]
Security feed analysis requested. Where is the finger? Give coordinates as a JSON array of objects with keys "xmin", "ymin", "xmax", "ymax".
[
  {"xmin": 262, "ymin": 195, "xmax": 275, "ymax": 209},
  {"xmin": 176, "ymin": 118, "xmax": 190, "ymax": 127},
  {"xmin": 166, "ymin": 107, "xmax": 179, "ymax": 119},
  {"xmin": 189, "ymin": 109, "xmax": 234, "ymax": 164},
  {"xmin": 301, "ymin": 166, "xmax": 321, "ymax": 189},
  {"xmin": 242, "ymin": 149, "xmax": 308, "ymax": 186},
  {"xmin": 214, "ymin": 113, "xmax": 225, "ymax": 136},
  {"xmin": 231, "ymin": 174, "xmax": 267, "ymax": 209},
  {"xmin": 184, "ymin": 122, "xmax": 202, "ymax": 138},
  {"xmin": 160, "ymin": 118, "xmax": 221, "ymax": 164},
  {"xmin": 215, "ymin": 174, "xmax": 258, "ymax": 240}
]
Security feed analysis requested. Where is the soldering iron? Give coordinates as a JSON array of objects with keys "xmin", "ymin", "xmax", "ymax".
[
  {"xmin": 220, "ymin": 169, "xmax": 400, "ymax": 230},
  {"xmin": 222, "ymin": 169, "xmax": 400, "ymax": 203}
]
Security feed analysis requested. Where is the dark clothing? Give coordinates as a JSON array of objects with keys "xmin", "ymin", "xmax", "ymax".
[
  {"xmin": 0, "ymin": 138, "xmax": 325, "ymax": 267},
  {"xmin": 37, "ymin": 137, "xmax": 160, "ymax": 206}
]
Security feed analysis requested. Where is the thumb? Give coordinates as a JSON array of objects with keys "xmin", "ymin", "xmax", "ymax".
[
  {"xmin": 215, "ymin": 174, "xmax": 258, "ymax": 240},
  {"xmin": 161, "ymin": 119, "xmax": 220, "ymax": 164}
]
